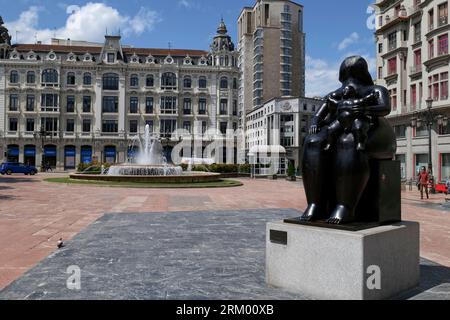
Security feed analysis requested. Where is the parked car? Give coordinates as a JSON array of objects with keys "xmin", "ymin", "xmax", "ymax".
[{"xmin": 0, "ymin": 162, "xmax": 38, "ymax": 175}]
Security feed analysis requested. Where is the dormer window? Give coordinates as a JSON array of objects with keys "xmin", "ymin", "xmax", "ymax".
[
  {"xmin": 47, "ymin": 52, "xmax": 56, "ymax": 60},
  {"xmin": 107, "ymin": 53, "xmax": 115, "ymax": 63},
  {"xmin": 183, "ymin": 56, "xmax": 192, "ymax": 65},
  {"xmin": 146, "ymin": 55, "xmax": 155, "ymax": 64},
  {"xmin": 83, "ymin": 54, "xmax": 92, "ymax": 62},
  {"xmin": 130, "ymin": 54, "xmax": 139, "ymax": 64}
]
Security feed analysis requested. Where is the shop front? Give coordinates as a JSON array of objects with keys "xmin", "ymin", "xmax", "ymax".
[
  {"xmin": 44, "ymin": 145, "xmax": 57, "ymax": 168},
  {"xmin": 64, "ymin": 146, "xmax": 76, "ymax": 170},
  {"xmin": 81, "ymin": 146, "xmax": 93, "ymax": 164},
  {"xmin": 104, "ymin": 146, "xmax": 117, "ymax": 164},
  {"xmin": 6, "ymin": 145, "xmax": 19, "ymax": 163},
  {"xmin": 24, "ymin": 145, "xmax": 36, "ymax": 166}
]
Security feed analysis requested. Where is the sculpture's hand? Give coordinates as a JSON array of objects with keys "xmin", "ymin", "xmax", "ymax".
[{"xmin": 309, "ymin": 125, "xmax": 319, "ymax": 135}]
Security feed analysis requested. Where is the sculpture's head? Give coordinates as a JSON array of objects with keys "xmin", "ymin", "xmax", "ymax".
[{"xmin": 339, "ymin": 56, "xmax": 374, "ymax": 87}]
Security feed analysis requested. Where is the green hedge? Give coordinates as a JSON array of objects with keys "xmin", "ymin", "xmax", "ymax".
[
  {"xmin": 77, "ymin": 162, "xmax": 112, "ymax": 173},
  {"xmin": 181, "ymin": 163, "xmax": 251, "ymax": 174}
]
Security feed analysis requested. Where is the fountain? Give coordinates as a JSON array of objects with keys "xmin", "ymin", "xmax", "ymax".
[
  {"xmin": 70, "ymin": 125, "xmax": 220, "ymax": 183},
  {"xmin": 107, "ymin": 125, "xmax": 184, "ymax": 176}
]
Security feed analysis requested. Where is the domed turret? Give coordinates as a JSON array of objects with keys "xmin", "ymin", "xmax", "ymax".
[
  {"xmin": 0, "ymin": 16, "xmax": 12, "ymax": 59},
  {"xmin": 210, "ymin": 18, "xmax": 235, "ymax": 53}
]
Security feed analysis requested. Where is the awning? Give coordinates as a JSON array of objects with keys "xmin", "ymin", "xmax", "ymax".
[
  {"xmin": 65, "ymin": 146, "xmax": 76, "ymax": 157},
  {"xmin": 24, "ymin": 146, "xmax": 36, "ymax": 157},
  {"xmin": 248, "ymin": 145, "xmax": 287, "ymax": 156},
  {"xmin": 44, "ymin": 146, "xmax": 57, "ymax": 157},
  {"xmin": 81, "ymin": 146, "xmax": 92, "ymax": 164},
  {"xmin": 7, "ymin": 146, "xmax": 19, "ymax": 157},
  {"xmin": 105, "ymin": 146, "xmax": 116, "ymax": 157}
]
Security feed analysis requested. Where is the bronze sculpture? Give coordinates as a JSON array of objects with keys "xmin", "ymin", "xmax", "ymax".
[
  {"xmin": 299, "ymin": 56, "xmax": 398, "ymax": 225},
  {"xmin": 0, "ymin": 16, "xmax": 11, "ymax": 46}
]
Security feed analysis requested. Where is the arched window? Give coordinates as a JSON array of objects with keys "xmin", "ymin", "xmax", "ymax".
[
  {"xmin": 183, "ymin": 76, "xmax": 192, "ymax": 88},
  {"xmin": 146, "ymin": 74, "xmax": 154, "ymax": 87},
  {"xmin": 102, "ymin": 73, "xmax": 119, "ymax": 90},
  {"xmin": 161, "ymin": 72, "xmax": 177, "ymax": 89},
  {"xmin": 225, "ymin": 56, "xmax": 229, "ymax": 66},
  {"xmin": 219, "ymin": 56, "xmax": 224, "ymax": 66},
  {"xmin": 41, "ymin": 69, "xmax": 58, "ymax": 84},
  {"xmin": 26, "ymin": 71, "xmax": 35, "ymax": 84},
  {"xmin": 83, "ymin": 73, "xmax": 92, "ymax": 85},
  {"xmin": 220, "ymin": 76, "xmax": 228, "ymax": 89},
  {"xmin": 198, "ymin": 76, "xmax": 207, "ymax": 88},
  {"xmin": 10, "ymin": 71, "xmax": 19, "ymax": 84},
  {"xmin": 67, "ymin": 72, "xmax": 76, "ymax": 85},
  {"xmin": 130, "ymin": 74, "xmax": 139, "ymax": 87}
]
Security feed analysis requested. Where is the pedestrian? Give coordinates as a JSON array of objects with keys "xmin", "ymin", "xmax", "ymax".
[{"xmin": 418, "ymin": 166, "xmax": 429, "ymax": 200}]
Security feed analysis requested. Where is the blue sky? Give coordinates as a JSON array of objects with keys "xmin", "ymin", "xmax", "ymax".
[{"xmin": 0, "ymin": 0, "xmax": 377, "ymax": 96}]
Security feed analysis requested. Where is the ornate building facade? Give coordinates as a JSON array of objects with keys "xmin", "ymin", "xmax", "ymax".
[
  {"xmin": 0, "ymin": 19, "xmax": 239, "ymax": 169},
  {"xmin": 374, "ymin": 0, "xmax": 449, "ymax": 180}
]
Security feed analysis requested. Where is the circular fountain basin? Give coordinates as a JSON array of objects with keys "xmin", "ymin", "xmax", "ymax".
[{"xmin": 70, "ymin": 167, "xmax": 221, "ymax": 183}]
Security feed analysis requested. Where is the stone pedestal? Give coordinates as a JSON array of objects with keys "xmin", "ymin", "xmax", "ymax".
[{"xmin": 266, "ymin": 221, "xmax": 420, "ymax": 300}]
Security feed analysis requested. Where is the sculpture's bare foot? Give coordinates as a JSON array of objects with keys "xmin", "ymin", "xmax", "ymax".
[
  {"xmin": 300, "ymin": 204, "xmax": 320, "ymax": 221},
  {"xmin": 327, "ymin": 204, "xmax": 353, "ymax": 225}
]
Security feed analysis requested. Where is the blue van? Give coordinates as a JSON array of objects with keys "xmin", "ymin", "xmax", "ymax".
[{"xmin": 0, "ymin": 162, "xmax": 38, "ymax": 175}]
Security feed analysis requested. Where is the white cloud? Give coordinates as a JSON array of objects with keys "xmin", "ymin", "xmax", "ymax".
[
  {"xmin": 5, "ymin": 3, "xmax": 162, "ymax": 44},
  {"xmin": 305, "ymin": 55, "xmax": 340, "ymax": 97},
  {"xmin": 305, "ymin": 52, "xmax": 377, "ymax": 97},
  {"xmin": 178, "ymin": 0, "xmax": 191, "ymax": 8},
  {"xmin": 337, "ymin": 32, "xmax": 359, "ymax": 51}
]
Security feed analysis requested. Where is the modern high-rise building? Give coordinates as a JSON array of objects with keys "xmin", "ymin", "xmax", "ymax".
[
  {"xmin": 237, "ymin": 0, "xmax": 306, "ymax": 122},
  {"xmin": 0, "ymin": 18, "xmax": 239, "ymax": 170},
  {"xmin": 373, "ymin": 0, "xmax": 449, "ymax": 181}
]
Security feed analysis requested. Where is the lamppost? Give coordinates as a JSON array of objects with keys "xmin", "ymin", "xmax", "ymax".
[
  {"xmin": 33, "ymin": 124, "xmax": 51, "ymax": 171},
  {"xmin": 411, "ymin": 98, "xmax": 448, "ymax": 192}
]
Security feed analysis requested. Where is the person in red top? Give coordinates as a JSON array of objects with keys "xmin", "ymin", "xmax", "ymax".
[{"xmin": 418, "ymin": 166, "xmax": 429, "ymax": 200}]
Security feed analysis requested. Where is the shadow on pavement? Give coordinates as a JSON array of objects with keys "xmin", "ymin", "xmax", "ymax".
[
  {"xmin": 0, "ymin": 176, "xmax": 38, "ymax": 184},
  {"xmin": 395, "ymin": 261, "xmax": 450, "ymax": 300}
]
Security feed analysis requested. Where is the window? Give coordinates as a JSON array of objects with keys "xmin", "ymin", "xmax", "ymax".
[
  {"xmin": 388, "ymin": 57, "xmax": 397, "ymax": 75},
  {"xmin": 103, "ymin": 73, "xmax": 119, "ymax": 90},
  {"xmin": 9, "ymin": 95, "xmax": 18, "ymax": 111},
  {"xmin": 429, "ymin": 9, "xmax": 434, "ymax": 30},
  {"xmin": 83, "ymin": 120, "xmax": 91, "ymax": 132},
  {"xmin": 199, "ymin": 76, "xmax": 207, "ymax": 88},
  {"xmin": 146, "ymin": 75, "xmax": 154, "ymax": 87},
  {"xmin": 441, "ymin": 154, "xmax": 450, "ymax": 180},
  {"xmin": 161, "ymin": 72, "xmax": 177, "ymax": 89},
  {"xmin": 220, "ymin": 99, "xmax": 228, "ymax": 115},
  {"xmin": 378, "ymin": 66, "xmax": 383, "ymax": 79},
  {"xmin": 26, "ymin": 118, "xmax": 35, "ymax": 132},
  {"xmin": 26, "ymin": 71, "xmax": 35, "ymax": 84},
  {"xmin": 441, "ymin": 72, "xmax": 449, "ymax": 100},
  {"xmin": 429, "ymin": 73, "xmax": 449, "ymax": 101},
  {"xmin": 145, "ymin": 120, "xmax": 154, "ymax": 133},
  {"xmin": 199, "ymin": 98, "xmax": 207, "ymax": 115},
  {"xmin": 129, "ymin": 120, "xmax": 138, "ymax": 133},
  {"xmin": 160, "ymin": 96, "xmax": 177, "ymax": 114},
  {"xmin": 388, "ymin": 32, "xmax": 397, "ymax": 51},
  {"xmin": 129, "ymin": 97, "xmax": 138, "ymax": 114},
  {"xmin": 130, "ymin": 74, "xmax": 139, "ymax": 87},
  {"xmin": 233, "ymin": 78, "xmax": 238, "ymax": 89},
  {"xmin": 9, "ymin": 118, "xmax": 18, "ymax": 131},
  {"xmin": 42, "ymin": 117, "xmax": 58, "ymax": 133},
  {"xmin": 389, "ymin": 88, "xmax": 397, "ymax": 111},
  {"xmin": 83, "ymin": 96, "xmax": 91, "ymax": 113},
  {"xmin": 10, "ymin": 71, "xmax": 19, "ymax": 84},
  {"xmin": 414, "ymin": 22, "xmax": 421, "ymax": 43},
  {"xmin": 83, "ymin": 73, "xmax": 92, "ymax": 85},
  {"xmin": 429, "ymin": 39, "xmax": 435, "ymax": 58},
  {"xmin": 438, "ymin": 34, "xmax": 448, "ymax": 56},
  {"xmin": 145, "ymin": 97, "xmax": 154, "ymax": 114},
  {"xmin": 66, "ymin": 119, "xmax": 75, "ymax": 132},
  {"xmin": 411, "ymin": 84, "xmax": 417, "ymax": 110},
  {"xmin": 160, "ymin": 119, "xmax": 177, "ymax": 137},
  {"xmin": 66, "ymin": 96, "xmax": 75, "ymax": 113},
  {"xmin": 183, "ymin": 76, "xmax": 192, "ymax": 88},
  {"xmin": 41, "ymin": 94, "xmax": 59, "ymax": 112},
  {"xmin": 378, "ymin": 43, "xmax": 383, "ymax": 53},
  {"xmin": 26, "ymin": 95, "xmax": 35, "ymax": 111},
  {"xmin": 414, "ymin": 49, "xmax": 422, "ymax": 68},
  {"xmin": 183, "ymin": 121, "xmax": 191, "ymax": 133},
  {"xmin": 102, "ymin": 96, "xmax": 118, "ymax": 113},
  {"xmin": 233, "ymin": 100, "xmax": 238, "ymax": 116},
  {"xmin": 102, "ymin": 120, "xmax": 118, "ymax": 133},
  {"xmin": 42, "ymin": 69, "xmax": 58, "ymax": 84},
  {"xmin": 220, "ymin": 77, "xmax": 228, "ymax": 89},
  {"xmin": 107, "ymin": 53, "xmax": 115, "ymax": 63},
  {"xmin": 183, "ymin": 98, "xmax": 192, "ymax": 114},
  {"xmin": 67, "ymin": 72, "xmax": 76, "ymax": 85},
  {"xmin": 220, "ymin": 122, "xmax": 228, "ymax": 134},
  {"xmin": 202, "ymin": 121, "xmax": 207, "ymax": 134},
  {"xmin": 438, "ymin": 2, "xmax": 448, "ymax": 26}
]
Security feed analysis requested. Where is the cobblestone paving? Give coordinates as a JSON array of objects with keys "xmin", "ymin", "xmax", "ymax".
[{"xmin": 1, "ymin": 209, "xmax": 448, "ymax": 300}]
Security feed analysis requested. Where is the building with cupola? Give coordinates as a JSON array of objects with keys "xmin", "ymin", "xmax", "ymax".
[{"xmin": 0, "ymin": 18, "xmax": 239, "ymax": 170}]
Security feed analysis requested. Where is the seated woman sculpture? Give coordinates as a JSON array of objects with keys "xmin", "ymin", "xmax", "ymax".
[{"xmin": 301, "ymin": 56, "xmax": 397, "ymax": 225}]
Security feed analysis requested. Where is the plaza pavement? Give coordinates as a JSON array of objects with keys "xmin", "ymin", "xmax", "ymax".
[{"xmin": 0, "ymin": 173, "xmax": 449, "ymax": 291}]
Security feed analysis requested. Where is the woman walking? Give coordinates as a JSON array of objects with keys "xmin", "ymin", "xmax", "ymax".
[{"xmin": 418, "ymin": 167, "xmax": 429, "ymax": 200}]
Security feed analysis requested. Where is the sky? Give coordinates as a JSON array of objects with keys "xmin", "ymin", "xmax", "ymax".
[{"xmin": 0, "ymin": 0, "xmax": 378, "ymax": 97}]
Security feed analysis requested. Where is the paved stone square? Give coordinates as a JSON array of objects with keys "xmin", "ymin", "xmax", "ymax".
[
  {"xmin": 0, "ymin": 209, "xmax": 448, "ymax": 300},
  {"xmin": 0, "ymin": 173, "xmax": 449, "ymax": 298}
]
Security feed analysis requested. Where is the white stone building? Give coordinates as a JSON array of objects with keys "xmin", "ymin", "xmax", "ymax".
[
  {"xmin": 0, "ymin": 20, "xmax": 240, "ymax": 170},
  {"xmin": 245, "ymin": 96, "xmax": 321, "ymax": 175},
  {"xmin": 373, "ymin": 0, "xmax": 449, "ymax": 181}
]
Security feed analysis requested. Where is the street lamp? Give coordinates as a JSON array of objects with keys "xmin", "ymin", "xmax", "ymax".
[
  {"xmin": 411, "ymin": 98, "xmax": 448, "ymax": 193},
  {"xmin": 33, "ymin": 124, "xmax": 51, "ymax": 172}
]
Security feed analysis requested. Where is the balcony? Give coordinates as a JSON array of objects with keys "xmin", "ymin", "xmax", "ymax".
[
  {"xmin": 40, "ymin": 106, "xmax": 60, "ymax": 112},
  {"xmin": 160, "ymin": 109, "xmax": 178, "ymax": 115},
  {"xmin": 408, "ymin": 5, "xmax": 422, "ymax": 17},
  {"xmin": 410, "ymin": 65, "xmax": 422, "ymax": 75}
]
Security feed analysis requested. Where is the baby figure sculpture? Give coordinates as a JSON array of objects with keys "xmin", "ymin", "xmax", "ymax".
[{"xmin": 301, "ymin": 56, "xmax": 397, "ymax": 225}]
